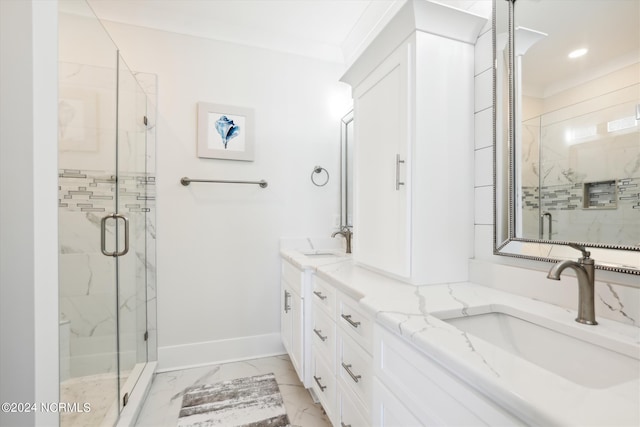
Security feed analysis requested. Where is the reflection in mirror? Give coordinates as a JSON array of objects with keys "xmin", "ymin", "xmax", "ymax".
[
  {"xmin": 493, "ymin": 0, "xmax": 640, "ymax": 274},
  {"xmin": 340, "ymin": 110, "xmax": 354, "ymax": 229}
]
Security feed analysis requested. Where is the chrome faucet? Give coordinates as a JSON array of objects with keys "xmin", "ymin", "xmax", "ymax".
[
  {"xmin": 332, "ymin": 226, "xmax": 352, "ymax": 254},
  {"xmin": 547, "ymin": 244, "xmax": 597, "ymax": 325}
]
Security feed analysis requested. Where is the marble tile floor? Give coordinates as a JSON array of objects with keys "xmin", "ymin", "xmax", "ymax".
[{"xmin": 135, "ymin": 354, "xmax": 332, "ymax": 427}]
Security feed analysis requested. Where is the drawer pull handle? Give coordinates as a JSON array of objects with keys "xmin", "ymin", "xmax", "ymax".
[
  {"xmin": 341, "ymin": 314, "xmax": 361, "ymax": 328},
  {"xmin": 341, "ymin": 423, "xmax": 352, "ymax": 427},
  {"xmin": 341, "ymin": 363, "xmax": 361, "ymax": 383},
  {"xmin": 283, "ymin": 290, "xmax": 291, "ymax": 313},
  {"xmin": 313, "ymin": 328, "xmax": 327, "ymax": 341},
  {"xmin": 313, "ymin": 375, "xmax": 327, "ymax": 392},
  {"xmin": 313, "ymin": 291, "xmax": 327, "ymax": 300}
]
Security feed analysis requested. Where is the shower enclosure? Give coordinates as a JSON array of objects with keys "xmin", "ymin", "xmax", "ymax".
[
  {"xmin": 58, "ymin": 1, "xmax": 157, "ymax": 425},
  {"xmin": 518, "ymin": 84, "xmax": 640, "ymax": 245}
]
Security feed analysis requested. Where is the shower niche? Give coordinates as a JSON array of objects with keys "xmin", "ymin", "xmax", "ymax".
[{"xmin": 58, "ymin": 1, "xmax": 157, "ymax": 425}]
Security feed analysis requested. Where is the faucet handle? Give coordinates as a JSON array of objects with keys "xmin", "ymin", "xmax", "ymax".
[{"xmin": 568, "ymin": 243, "xmax": 591, "ymax": 259}]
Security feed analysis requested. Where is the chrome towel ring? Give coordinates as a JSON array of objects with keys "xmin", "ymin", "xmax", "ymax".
[{"xmin": 311, "ymin": 166, "xmax": 329, "ymax": 187}]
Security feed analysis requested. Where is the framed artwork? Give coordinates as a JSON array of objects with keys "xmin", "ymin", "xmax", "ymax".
[{"xmin": 197, "ymin": 102, "xmax": 255, "ymax": 161}]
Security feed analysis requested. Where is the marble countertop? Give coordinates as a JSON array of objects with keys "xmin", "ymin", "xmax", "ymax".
[{"xmin": 280, "ymin": 248, "xmax": 640, "ymax": 427}]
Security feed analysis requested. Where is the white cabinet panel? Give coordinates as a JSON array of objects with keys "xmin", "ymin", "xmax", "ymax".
[
  {"xmin": 280, "ymin": 280, "xmax": 293, "ymax": 357},
  {"xmin": 338, "ymin": 330, "xmax": 372, "ymax": 416},
  {"xmin": 374, "ymin": 324, "xmax": 524, "ymax": 426},
  {"xmin": 353, "ymin": 45, "xmax": 410, "ymax": 279},
  {"xmin": 311, "ymin": 350, "xmax": 336, "ymax": 422},
  {"xmin": 290, "ymin": 286, "xmax": 304, "ymax": 381},
  {"xmin": 372, "ymin": 377, "xmax": 424, "ymax": 427},
  {"xmin": 337, "ymin": 291, "xmax": 373, "ymax": 351},
  {"xmin": 312, "ymin": 275, "xmax": 336, "ymax": 317},
  {"xmin": 337, "ymin": 383, "xmax": 370, "ymax": 427},
  {"xmin": 281, "ymin": 278, "xmax": 305, "ymax": 383},
  {"xmin": 312, "ymin": 305, "xmax": 336, "ymax": 369},
  {"xmin": 280, "ymin": 260, "xmax": 310, "ymax": 387}
]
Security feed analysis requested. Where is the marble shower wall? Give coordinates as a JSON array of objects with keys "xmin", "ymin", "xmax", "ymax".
[
  {"xmin": 58, "ymin": 62, "xmax": 157, "ymax": 379},
  {"xmin": 519, "ymin": 85, "xmax": 640, "ymax": 244}
]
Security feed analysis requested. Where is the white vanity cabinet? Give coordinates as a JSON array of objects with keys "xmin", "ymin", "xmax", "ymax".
[
  {"xmin": 373, "ymin": 324, "xmax": 525, "ymax": 426},
  {"xmin": 280, "ymin": 259, "xmax": 312, "ymax": 387},
  {"xmin": 309, "ymin": 275, "xmax": 374, "ymax": 427},
  {"xmin": 341, "ymin": 0, "xmax": 486, "ymax": 284},
  {"xmin": 336, "ymin": 290, "xmax": 373, "ymax": 427}
]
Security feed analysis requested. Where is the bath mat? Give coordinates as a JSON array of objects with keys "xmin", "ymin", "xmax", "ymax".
[{"xmin": 177, "ymin": 373, "xmax": 290, "ymax": 427}]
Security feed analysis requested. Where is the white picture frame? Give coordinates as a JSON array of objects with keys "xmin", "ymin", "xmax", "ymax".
[{"xmin": 197, "ymin": 102, "xmax": 255, "ymax": 161}]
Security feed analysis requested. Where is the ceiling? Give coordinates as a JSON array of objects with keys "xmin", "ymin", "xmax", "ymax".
[
  {"xmin": 85, "ymin": 0, "xmax": 490, "ymax": 65},
  {"xmin": 512, "ymin": 0, "xmax": 640, "ymax": 98},
  {"xmin": 86, "ymin": 0, "xmax": 402, "ymax": 64}
]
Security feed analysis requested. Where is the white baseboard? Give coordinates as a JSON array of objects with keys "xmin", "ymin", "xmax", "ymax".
[{"xmin": 157, "ymin": 333, "xmax": 286, "ymax": 372}]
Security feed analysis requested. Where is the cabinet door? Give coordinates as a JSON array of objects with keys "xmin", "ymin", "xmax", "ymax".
[
  {"xmin": 373, "ymin": 378, "xmax": 424, "ymax": 427},
  {"xmin": 353, "ymin": 43, "xmax": 411, "ymax": 278},
  {"xmin": 280, "ymin": 281, "xmax": 293, "ymax": 356},
  {"xmin": 290, "ymin": 287, "xmax": 304, "ymax": 382}
]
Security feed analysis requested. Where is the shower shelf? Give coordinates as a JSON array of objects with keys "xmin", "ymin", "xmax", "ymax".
[{"xmin": 582, "ymin": 180, "xmax": 618, "ymax": 210}]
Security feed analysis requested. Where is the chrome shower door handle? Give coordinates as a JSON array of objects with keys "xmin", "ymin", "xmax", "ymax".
[
  {"xmin": 114, "ymin": 214, "xmax": 129, "ymax": 257},
  {"xmin": 100, "ymin": 213, "xmax": 129, "ymax": 257},
  {"xmin": 395, "ymin": 154, "xmax": 405, "ymax": 190},
  {"xmin": 101, "ymin": 214, "xmax": 116, "ymax": 256},
  {"xmin": 539, "ymin": 212, "xmax": 552, "ymax": 240}
]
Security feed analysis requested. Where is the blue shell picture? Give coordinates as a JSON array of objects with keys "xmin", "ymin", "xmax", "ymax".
[{"xmin": 214, "ymin": 115, "xmax": 240, "ymax": 149}]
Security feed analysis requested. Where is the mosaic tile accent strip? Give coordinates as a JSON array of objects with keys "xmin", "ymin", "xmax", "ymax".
[
  {"xmin": 59, "ymin": 169, "xmax": 155, "ymax": 213},
  {"xmin": 522, "ymin": 177, "xmax": 640, "ymax": 212}
]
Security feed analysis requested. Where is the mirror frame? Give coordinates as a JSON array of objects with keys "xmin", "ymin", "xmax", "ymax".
[
  {"xmin": 340, "ymin": 109, "xmax": 354, "ymax": 229},
  {"xmin": 492, "ymin": 0, "xmax": 640, "ymax": 276}
]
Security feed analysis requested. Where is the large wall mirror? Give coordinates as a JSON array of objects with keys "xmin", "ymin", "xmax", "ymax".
[{"xmin": 494, "ymin": 0, "xmax": 640, "ymax": 275}]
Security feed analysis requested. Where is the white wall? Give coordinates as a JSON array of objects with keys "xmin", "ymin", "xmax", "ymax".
[
  {"xmin": 99, "ymin": 22, "xmax": 351, "ymax": 370},
  {"xmin": 0, "ymin": 1, "xmax": 60, "ymax": 426},
  {"xmin": 471, "ymin": 7, "xmax": 640, "ymax": 325}
]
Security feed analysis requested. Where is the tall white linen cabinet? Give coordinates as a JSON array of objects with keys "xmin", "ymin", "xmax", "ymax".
[{"xmin": 341, "ymin": 0, "xmax": 486, "ymax": 285}]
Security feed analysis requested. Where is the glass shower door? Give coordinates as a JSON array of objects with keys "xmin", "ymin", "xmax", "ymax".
[
  {"xmin": 58, "ymin": 1, "xmax": 121, "ymax": 425},
  {"xmin": 59, "ymin": 1, "xmax": 155, "ymax": 424},
  {"xmin": 115, "ymin": 54, "xmax": 150, "ymax": 409}
]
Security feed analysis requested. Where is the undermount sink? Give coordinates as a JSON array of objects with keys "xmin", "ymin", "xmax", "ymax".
[
  {"xmin": 438, "ymin": 309, "xmax": 639, "ymax": 389},
  {"xmin": 300, "ymin": 250, "xmax": 344, "ymax": 258}
]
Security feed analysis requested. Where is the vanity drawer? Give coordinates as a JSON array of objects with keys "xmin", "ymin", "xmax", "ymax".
[
  {"xmin": 374, "ymin": 324, "xmax": 523, "ymax": 426},
  {"xmin": 338, "ymin": 331, "xmax": 372, "ymax": 414},
  {"xmin": 337, "ymin": 292, "xmax": 372, "ymax": 351},
  {"xmin": 312, "ymin": 276, "xmax": 336, "ymax": 316},
  {"xmin": 312, "ymin": 306, "xmax": 336, "ymax": 369},
  {"xmin": 281, "ymin": 260, "xmax": 303, "ymax": 295},
  {"xmin": 311, "ymin": 351, "xmax": 336, "ymax": 422},
  {"xmin": 337, "ymin": 382, "xmax": 370, "ymax": 427}
]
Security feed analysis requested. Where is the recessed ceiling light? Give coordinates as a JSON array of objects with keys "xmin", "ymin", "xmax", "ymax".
[{"xmin": 568, "ymin": 48, "xmax": 588, "ymax": 59}]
